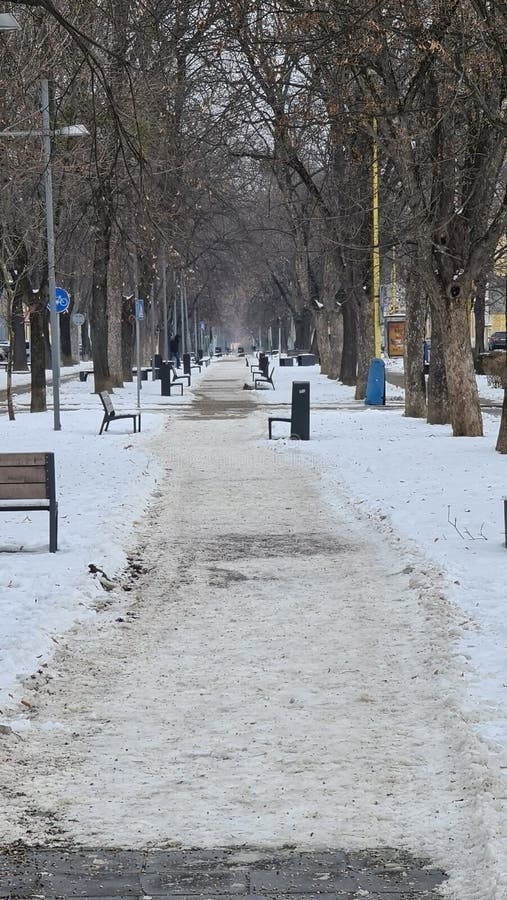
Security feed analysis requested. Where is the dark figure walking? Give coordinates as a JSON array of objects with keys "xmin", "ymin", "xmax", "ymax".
[{"xmin": 169, "ymin": 333, "xmax": 181, "ymax": 368}]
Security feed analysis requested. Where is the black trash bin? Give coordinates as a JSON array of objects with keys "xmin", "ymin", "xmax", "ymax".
[
  {"xmin": 267, "ymin": 380, "xmax": 310, "ymax": 440},
  {"xmin": 297, "ymin": 353, "xmax": 317, "ymax": 366},
  {"xmin": 291, "ymin": 381, "xmax": 310, "ymax": 440},
  {"xmin": 183, "ymin": 353, "xmax": 191, "ymax": 375}
]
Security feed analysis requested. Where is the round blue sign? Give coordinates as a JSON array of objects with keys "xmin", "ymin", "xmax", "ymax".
[{"xmin": 47, "ymin": 287, "xmax": 70, "ymax": 314}]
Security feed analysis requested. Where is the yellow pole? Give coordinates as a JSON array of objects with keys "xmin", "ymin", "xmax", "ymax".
[
  {"xmin": 389, "ymin": 246, "xmax": 397, "ymax": 314},
  {"xmin": 372, "ymin": 118, "xmax": 382, "ymax": 357}
]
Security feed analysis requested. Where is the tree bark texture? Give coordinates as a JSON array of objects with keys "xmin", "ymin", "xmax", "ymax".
[
  {"xmin": 91, "ymin": 213, "xmax": 113, "ymax": 394},
  {"xmin": 30, "ymin": 294, "xmax": 47, "ymax": 414},
  {"xmin": 426, "ymin": 308, "xmax": 449, "ymax": 425},
  {"xmin": 404, "ymin": 274, "xmax": 427, "ymax": 418},
  {"xmin": 438, "ymin": 293, "xmax": 483, "ymax": 436},
  {"xmin": 355, "ymin": 290, "xmax": 373, "ymax": 400}
]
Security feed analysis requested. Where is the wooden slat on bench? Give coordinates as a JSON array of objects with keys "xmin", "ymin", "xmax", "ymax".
[
  {"xmin": 1, "ymin": 483, "xmax": 48, "ymax": 500},
  {"xmin": 0, "ymin": 466, "xmax": 47, "ymax": 485},
  {"xmin": 0, "ymin": 452, "xmax": 48, "ymax": 467}
]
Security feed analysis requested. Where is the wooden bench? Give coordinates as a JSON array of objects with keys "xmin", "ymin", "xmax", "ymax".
[
  {"xmin": 99, "ymin": 391, "xmax": 141, "ymax": 435},
  {"xmin": 0, "ymin": 452, "xmax": 58, "ymax": 552},
  {"xmin": 254, "ymin": 366, "xmax": 275, "ymax": 390}
]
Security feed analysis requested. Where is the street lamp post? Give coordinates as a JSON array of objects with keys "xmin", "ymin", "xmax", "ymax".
[
  {"xmin": 0, "ymin": 78, "xmax": 89, "ymax": 430},
  {"xmin": 41, "ymin": 78, "xmax": 61, "ymax": 430}
]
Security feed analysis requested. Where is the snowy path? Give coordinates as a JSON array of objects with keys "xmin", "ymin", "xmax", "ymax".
[{"xmin": 0, "ymin": 360, "xmax": 503, "ymax": 898}]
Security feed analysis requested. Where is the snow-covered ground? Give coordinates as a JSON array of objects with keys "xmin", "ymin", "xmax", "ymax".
[{"xmin": 1, "ymin": 355, "xmax": 507, "ymax": 899}]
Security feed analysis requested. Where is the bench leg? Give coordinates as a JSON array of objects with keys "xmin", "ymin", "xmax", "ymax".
[
  {"xmin": 49, "ymin": 502, "xmax": 58, "ymax": 552},
  {"xmin": 99, "ymin": 414, "xmax": 108, "ymax": 435}
]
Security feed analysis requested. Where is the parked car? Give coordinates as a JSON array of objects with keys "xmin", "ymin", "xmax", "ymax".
[{"xmin": 488, "ymin": 331, "xmax": 506, "ymax": 351}]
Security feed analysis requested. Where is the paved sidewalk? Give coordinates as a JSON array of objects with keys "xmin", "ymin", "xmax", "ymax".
[
  {"xmin": 0, "ymin": 846, "xmax": 445, "ymax": 898},
  {"xmin": 2, "ymin": 360, "xmax": 479, "ymax": 897}
]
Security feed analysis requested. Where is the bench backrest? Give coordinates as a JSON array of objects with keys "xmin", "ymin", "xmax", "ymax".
[
  {"xmin": 99, "ymin": 391, "xmax": 115, "ymax": 416},
  {"xmin": 0, "ymin": 452, "xmax": 55, "ymax": 501}
]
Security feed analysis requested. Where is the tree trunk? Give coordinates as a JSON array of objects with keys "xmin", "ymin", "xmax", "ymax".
[
  {"xmin": 30, "ymin": 293, "xmax": 47, "ymax": 413},
  {"xmin": 404, "ymin": 275, "xmax": 427, "ymax": 418},
  {"xmin": 426, "ymin": 309, "xmax": 449, "ymax": 425},
  {"xmin": 90, "ymin": 213, "xmax": 113, "ymax": 394},
  {"xmin": 313, "ymin": 310, "xmax": 332, "ymax": 373},
  {"xmin": 122, "ymin": 295, "xmax": 135, "ymax": 381},
  {"xmin": 439, "ymin": 294, "xmax": 483, "ymax": 436},
  {"xmin": 496, "ymin": 393, "xmax": 507, "ymax": 453},
  {"xmin": 60, "ymin": 311, "xmax": 73, "ymax": 366},
  {"xmin": 12, "ymin": 290, "xmax": 28, "ymax": 372},
  {"xmin": 327, "ymin": 309, "xmax": 342, "ymax": 380},
  {"xmin": 340, "ymin": 290, "xmax": 357, "ymax": 385},
  {"xmin": 81, "ymin": 322, "xmax": 92, "ymax": 359},
  {"xmin": 107, "ymin": 226, "xmax": 124, "ymax": 387},
  {"xmin": 294, "ymin": 308, "xmax": 312, "ymax": 349},
  {"xmin": 355, "ymin": 290, "xmax": 373, "ymax": 400}
]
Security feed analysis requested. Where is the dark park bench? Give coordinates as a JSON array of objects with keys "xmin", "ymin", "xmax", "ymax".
[
  {"xmin": 79, "ymin": 369, "xmax": 94, "ymax": 382},
  {"xmin": 251, "ymin": 353, "xmax": 269, "ymax": 379},
  {"xmin": 254, "ymin": 366, "xmax": 275, "ymax": 390},
  {"xmin": 132, "ymin": 367, "xmax": 150, "ymax": 381},
  {"xmin": 99, "ymin": 391, "xmax": 141, "ymax": 435},
  {"xmin": 0, "ymin": 452, "xmax": 58, "ymax": 552}
]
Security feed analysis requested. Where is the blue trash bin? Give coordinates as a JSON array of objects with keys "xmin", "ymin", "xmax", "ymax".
[{"xmin": 365, "ymin": 358, "xmax": 386, "ymax": 406}]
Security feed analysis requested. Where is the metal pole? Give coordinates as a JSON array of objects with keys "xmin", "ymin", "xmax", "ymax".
[
  {"xmin": 179, "ymin": 270, "xmax": 185, "ymax": 355},
  {"xmin": 278, "ymin": 318, "xmax": 282, "ymax": 363},
  {"xmin": 372, "ymin": 117, "xmax": 382, "ymax": 358},
  {"xmin": 150, "ymin": 282, "xmax": 155, "ymax": 380},
  {"xmin": 162, "ymin": 253, "xmax": 168, "ymax": 360},
  {"xmin": 183, "ymin": 273, "xmax": 190, "ymax": 354},
  {"xmin": 41, "ymin": 79, "xmax": 61, "ymax": 431},
  {"xmin": 133, "ymin": 250, "xmax": 141, "ymax": 408}
]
